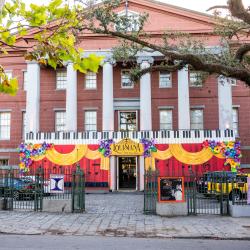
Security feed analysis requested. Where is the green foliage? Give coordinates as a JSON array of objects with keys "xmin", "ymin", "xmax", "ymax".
[
  {"xmin": 0, "ymin": 0, "xmax": 102, "ymax": 95},
  {"xmin": 0, "ymin": 66, "xmax": 18, "ymax": 95}
]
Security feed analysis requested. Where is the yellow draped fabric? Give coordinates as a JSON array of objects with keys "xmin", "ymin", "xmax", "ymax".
[
  {"xmin": 33, "ymin": 145, "xmax": 104, "ymax": 167},
  {"xmin": 33, "ymin": 144, "xmax": 226, "ymax": 170},
  {"xmin": 144, "ymin": 144, "xmax": 225, "ymax": 170}
]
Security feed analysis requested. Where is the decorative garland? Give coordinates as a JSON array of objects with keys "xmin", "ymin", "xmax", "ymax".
[
  {"xmin": 140, "ymin": 138, "xmax": 157, "ymax": 157},
  {"xmin": 98, "ymin": 139, "xmax": 114, "ymax": 157},
  {"xmin": 18, "ymin": 142, "xmax": 53, "ymax": 172},
  {"xmin": 203, "ymin": 140, "xmax": 241, "ymax": 172}
]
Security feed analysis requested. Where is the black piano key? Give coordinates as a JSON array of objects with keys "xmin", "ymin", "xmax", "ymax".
[{"xmin": 94, "ymin": 132, "xmax": 98, "ymax": 139}]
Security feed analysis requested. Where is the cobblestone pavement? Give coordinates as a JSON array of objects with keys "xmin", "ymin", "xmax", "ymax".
[{"xmin": 0, "ymin": 193, "xmax": 250, "ymax": 239}]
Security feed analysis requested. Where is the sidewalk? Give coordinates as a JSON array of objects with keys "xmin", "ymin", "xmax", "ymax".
[{"xmin": 0, "ymin": 194, "xmax": 249, "ymax": 240}]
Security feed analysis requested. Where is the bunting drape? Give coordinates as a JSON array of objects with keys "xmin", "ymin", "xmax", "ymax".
[{"xmin": 32, "ymin": 144, "xmax": 226, "ymax": 170}]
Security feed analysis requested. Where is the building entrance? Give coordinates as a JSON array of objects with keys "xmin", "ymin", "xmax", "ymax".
[{"xmin": 118, "ymin": 157, "xmax": 137, "ymax": 190}]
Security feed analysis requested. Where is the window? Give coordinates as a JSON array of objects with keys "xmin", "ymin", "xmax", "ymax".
[
  {"xmin": 189, "ymin": 71, "xmax": 203, "ymax": 87},
  {"xmin": 85, "ymin": 72, "xmax": 97, "ymax": 89},
  {"xmin": 160, "ymin": 110, "xmax": 173, "ymax": 130},
  {"xmin": 190, "ymin": 109, "xmax": 203, "ymax": 129},
  {"xmin": 0, "ymin": 159, "xmax": 9, "ymax": 166},
  {"xmin": 121, "ymin": 70, "xmax": 133, "ymax": 88},
  {"xmin": 0, "ymin": 71, "xmax": 12, "ymax": 84},
  {"xmin": 85, "ymin": 111, "xmax": 97, "ymax": 131},
  {"xmin": 56, "ymin": 70, "xmax": 67, "ymax": 89},
  {"xmin": 119, "ymin": 111, "xmax": 137, "ymax": 131},
  {"xmin": 159, "ymin": 72, "xmax": 172, "ymax": 88},
  {"xmin": 0, "ymin": 112, "xmax": 11, "ymax": 140},
  {"xmin": 232, "ymin": 108, "xmax": 239, "ymax": 136},
  {"xmin": 22, "ymin": 111, "xmax": 27, "ymax": 139},
  {"xmin": 115, "ymin": 11, "xmax": 140, "ymax": 32},
  {"xmin": 55, "ymin": 111, "xmax": 66, "ymax": 132},
  {"xmin": 23, "ymin": 71, "xmax": 28, "ymax": 91},
  {"xmin": 229, "ymin": 78, "xmax": 237, "ymax": 86}
]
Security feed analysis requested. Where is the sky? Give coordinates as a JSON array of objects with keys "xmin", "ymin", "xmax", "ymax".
[{"xmin": 20, "ymin": 0, "xmax": 250, "ymax": 13}]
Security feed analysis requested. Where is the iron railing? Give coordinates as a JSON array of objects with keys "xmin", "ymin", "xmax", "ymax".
[{"xmin": 144, "ymin": 168, "xmax": 158, "ymax": 214}]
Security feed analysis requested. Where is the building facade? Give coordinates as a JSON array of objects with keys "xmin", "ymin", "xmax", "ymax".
[{"xmin": 0, "ymin": 0, "xmax": 249, "ymax": 190}]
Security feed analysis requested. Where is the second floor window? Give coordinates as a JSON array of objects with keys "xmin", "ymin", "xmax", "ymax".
[
  {"xmin": 159, "ymin": 72, "xmax": 172, "ymax": 88},
  {"xmin": 0, "ymin": 71, "xmax": 12, "ymax": 84},
  {"xmin": 56, "ymin": 70, "xmax": 67, "ymax": 89},
  {"xmin": 121, "ymin": 70, "xmax": 134, "ymax": 88},
  {"xmin": 0, "ymin": 112, "xmax": 11, "ymax": 140},
  {"xmin": 119, "ymin": 111, "xmax": 137, "ymax": 131},
  {"xmin": 85, "ymin": 72, "xmax": 97, "ymax": 89},
  {"xmin": 160, "ymin": 110, "xmax": 173, "ymax": 130},
  {"xmin": 189, "ymin": 71, "xmax": 203, "ymax": 87},
  {"xmin": 85, "ymin": 111, "xmax": 97, "ymax": 131},
  {"xmin": 232, "ymin": 108, "xmax": 239, "ymax": 136},
  {"xmin": 55, "ymin": 111, "xmax": 66, "ymax": 132},
  {"xmin": 190, "ymin": 109, "xmax": 204, "ymax": 130}
]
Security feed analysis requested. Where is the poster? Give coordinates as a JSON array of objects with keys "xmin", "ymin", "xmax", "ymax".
[
  {"xmin": 158, "ymin": 177, "xmax": 184, "ymax": 202},
  {"xmin": 50, "ymin": 174, "xmax": 64, "ymax": 193}
]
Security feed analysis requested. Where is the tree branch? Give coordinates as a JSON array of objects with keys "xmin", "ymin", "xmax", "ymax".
[
  {"xmin": 85, "ymin": 26, "xmax": 250, "ymax": 85},
  {"xmin": 207, "ymin": 5, "xmax": 228, "ymax": 11},
  {"xmin": 228, "ymin": 0, "xmax": 250, "ymax": 24},
  {"xmin": 235, "ymin": 44, "xmax": 250, "ymax": 61}
]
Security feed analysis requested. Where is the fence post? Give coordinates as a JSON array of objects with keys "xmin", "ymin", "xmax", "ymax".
[
  {"xmin": 34, "ymin": 166, "xmax": 44, "ymax": 211},
  {"xmin": 72, "ymin": 164, "xmax": 85, "ymax": 213},
  {"xmin": 3, "ymin": 169, "xmax": 13, "ymax": 211},
  {"xmin": 226, "ymin": 175, "xmax": 229, "ymax": 215}
]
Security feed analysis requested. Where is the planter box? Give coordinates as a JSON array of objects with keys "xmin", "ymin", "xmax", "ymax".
[
  {"xmin": 229, "ymin": 204, "xmax": 250, "ymax": 217},
  {"xmin": 43, "ymin": 199, "xmax": 72, "ymax": 213},
  {"xmin": 156, "ymin": 202, "xmax": 188, "ymax": 217}
]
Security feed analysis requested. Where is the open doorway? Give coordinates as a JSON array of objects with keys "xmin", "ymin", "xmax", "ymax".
[{"xmin": 117, "ymin": 157, "xmax": 137, "ymax": 190}]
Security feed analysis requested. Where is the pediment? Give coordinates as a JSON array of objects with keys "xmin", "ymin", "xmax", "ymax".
[{"xmin": 116, "ymin": 0, "xmax": 215, "ymax": 33}]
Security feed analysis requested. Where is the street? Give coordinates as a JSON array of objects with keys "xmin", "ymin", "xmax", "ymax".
[{"xmin": 0, "ymin": 235, "xmax": 250, "ymax": 250}]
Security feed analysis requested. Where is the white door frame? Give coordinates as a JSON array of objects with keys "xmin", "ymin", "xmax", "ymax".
[{"xmin": 116, "ymin": 156, "xmax": 138, "ymax": 191}]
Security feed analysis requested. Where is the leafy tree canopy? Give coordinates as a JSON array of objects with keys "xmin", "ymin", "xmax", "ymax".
[
  {"xmin": 1, "ymin": 0, "xmax": 250, "ymax": 95},
  {"xmin": 0, "ymin": 0, "xmax": 103, "ymax": 95}
]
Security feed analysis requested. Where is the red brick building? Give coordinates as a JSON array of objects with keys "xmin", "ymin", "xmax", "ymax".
[{"xmin": 0, "ymin": 0, "xmax": 249, "ymax": 190}]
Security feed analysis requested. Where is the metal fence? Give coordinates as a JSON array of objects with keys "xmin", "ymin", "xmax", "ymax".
[
  {"xmin": 186, "ymin": 172, "xmax": 231, "ymax": 215},
  {"xmin": 144, "ymin": 168, "xmax": 158, "ymax": 214},
  {"xmin": 143, "ymin": 170, "xmax": 246, "ymax": 216},
  {"xmin": 0, "ymin": 165, "xmax": 85, "ymax": 212}
]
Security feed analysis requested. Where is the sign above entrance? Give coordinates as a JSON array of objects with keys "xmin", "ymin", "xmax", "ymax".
[{"xmin": 111, "ymin": 138, "xmax": 144, "ymax": 156}]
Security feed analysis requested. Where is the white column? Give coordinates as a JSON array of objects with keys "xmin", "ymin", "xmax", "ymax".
[
  {"xmin": 110, "ymin": 156, "xmax": 116, "ymax": 191},
  {"xmin": 218, "ymin": 76, "xmax": 233, "ymax": 129},
  {"xmin": 66, "ymin": 62, "xmax": 77, "ymax": 131},
  {"xmin": 139, "ymin": 156, "xmax": 145, "ymax": 191},
  {"xmin": 102, "ymin": 59, "xmax": 114, "ymax": 131},
  {"xmin": 137, "ymin": 57, "xmax": 153, "ymax": 131},
  {"xmin": 178, "ymin": 67, "xmax": 190, "ymax": 129},
  {"xmin": 26, "ymin": 61, "xmax": 40, "ymax": 133}
]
